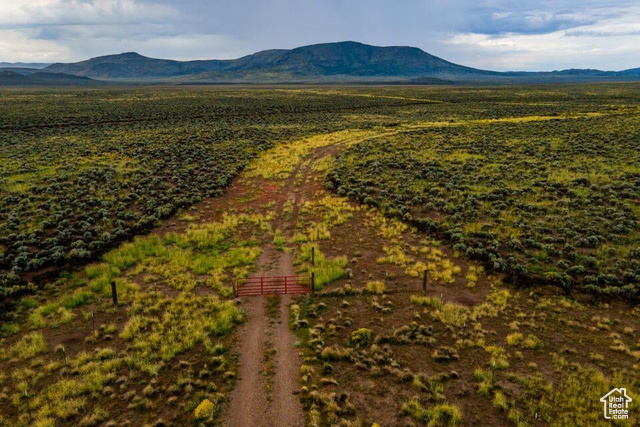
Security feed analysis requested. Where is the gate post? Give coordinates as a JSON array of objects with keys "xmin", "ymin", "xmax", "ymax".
[{"xmin": 261, "ymin": 277, "xmax": 264, "ymax": 295}]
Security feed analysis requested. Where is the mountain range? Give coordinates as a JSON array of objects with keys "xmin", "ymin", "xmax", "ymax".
[
  {"xmin": 0, "ymin": 62, "xmax": 50, "ymax": 70},
  {"xmin": 3, "ymin": 41, "xmax": 640, "ymax": 86}
]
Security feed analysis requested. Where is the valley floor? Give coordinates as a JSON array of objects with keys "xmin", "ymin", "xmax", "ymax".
[{"xmin": 1, "ymin": 112, "xmax": 639, "ymax": 426}]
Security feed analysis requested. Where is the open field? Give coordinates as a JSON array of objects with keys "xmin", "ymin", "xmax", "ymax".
[{"xmin": 1, "ymin": 84, "xmax": 639, "ymax": 426}]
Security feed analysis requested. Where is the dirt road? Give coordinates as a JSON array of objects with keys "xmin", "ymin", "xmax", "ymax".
[
  {"xmin": 222, "ymin": 149, "xmax": 316, "ymax": 427},
  {"xmin": 224, "ymin": 296, "xmax": 269, "ymax": 426}
]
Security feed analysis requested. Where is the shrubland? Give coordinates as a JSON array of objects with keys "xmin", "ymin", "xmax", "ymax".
[
  {"xmin": 0, "ymin": 87, "xmax": 422, "ymax": 312},
  {"xmin": 329, "ymin": 84, "xmax": 640, "ymax": 299}
]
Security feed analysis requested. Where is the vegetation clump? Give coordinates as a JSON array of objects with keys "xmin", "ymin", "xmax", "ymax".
[
  {"xmin": 350, "ymin": 328, "xmax": 374, "ymax": 347},
  {"xmin": 194, "ymin": 398, "xmax": 216, "ymax": 419},
  {"xmin": 295, "ymin": 244, "xmax": 348, "ymax": 289},
  {"xmin": 401, "ymin": 397, "xmax": 463, "ymax": 426},
  {"xmin": 2, "ymin": 331, "xmax": 47, "ymax": 360},
  {"xmin": 365, "ymin": 280, "xmax": 386, "ymax": 294}
]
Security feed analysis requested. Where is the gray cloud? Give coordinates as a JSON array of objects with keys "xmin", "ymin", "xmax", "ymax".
[
  {"xmin": 0, "ymin": 0, "xmax": 638, "ymax": 70},
  {"xmin": 566, "ymin": 29, "xmax": 640, "ymax": 37},
  {"xmin": 464, "ymin": 8, "xmax": 600, "ymax": 35}
]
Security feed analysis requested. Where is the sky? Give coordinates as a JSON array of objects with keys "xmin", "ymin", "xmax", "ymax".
[{"xmin": 1, "ymin": 0, "xmax": 639, "ymax": 71}]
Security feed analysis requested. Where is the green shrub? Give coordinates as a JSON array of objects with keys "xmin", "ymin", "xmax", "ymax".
[
  {"xmin": 0, "ymin": 323, "xmax": 19, "ymax": 336},
  {"xmin": 350, "ymin": 328, "xmax": 374, "ymax": 347},
  {"xmin": 365, "ymin": 281, "xmax": 386, "ymax": 294}
]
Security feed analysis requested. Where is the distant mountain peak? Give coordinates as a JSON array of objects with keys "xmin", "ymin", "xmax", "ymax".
[
  {"xmin": 109, "ymin": 52, "xmax": 147, "ymax": 59},
  {"xmin": 82, "ymin": 51, "xmax": 149, "ymax": 62}
]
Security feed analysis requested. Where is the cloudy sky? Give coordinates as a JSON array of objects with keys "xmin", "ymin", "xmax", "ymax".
[{"xmin": 1, "ymin": 0, "xmax": 639, "ymax": 71}]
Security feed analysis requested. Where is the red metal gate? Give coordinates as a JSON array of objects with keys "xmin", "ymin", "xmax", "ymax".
[{"xmin": 235, "ymin": 275, "xmax": 312, "ymax": 297}]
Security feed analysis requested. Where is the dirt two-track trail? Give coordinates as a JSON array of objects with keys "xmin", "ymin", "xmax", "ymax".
[
  {"xmin": 221, "ymin": 126, "xmax": 444, "ymax": 426},
  {"xmin": 222, "ymin": 146, "xmax": 330, "ymax": 427}
]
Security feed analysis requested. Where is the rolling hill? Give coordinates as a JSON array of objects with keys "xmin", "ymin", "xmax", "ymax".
[
  {"xmin": 17, "ymin": 41, "xmax": 640, "ymax": 84},
  {"xmin": 44, "ymin": 52, "xmax": 228, "ymax": 79},
  {"xmin": 0, "ymin": 70, "xmax": 101, "ymax": 86}
]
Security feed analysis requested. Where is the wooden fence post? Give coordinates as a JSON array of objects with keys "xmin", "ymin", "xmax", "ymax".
[
  {"xmin": 311, "ymin": 272, "xmax": 315, "ymax": 296},
  {"xmin": 284, "ymin": 276, "xmax": 288, "ymax": 294},
  {"xmin": 311, "ymin": 246, "xmax": 315, "ymax": 267},
  {"xmin": 111, "ymin": 281, "xmax": 118, "ymax": 307},
  {"xmin": 422, "ymin": 269, "xmax": 428, "ymax": 294},
  {"xmin": 261, "ymin": 277, "xmax": 264, "ymax": 295},
  {"xmin": 491, "ymin": 360, "xmax": 496, "ymax": 387}
]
